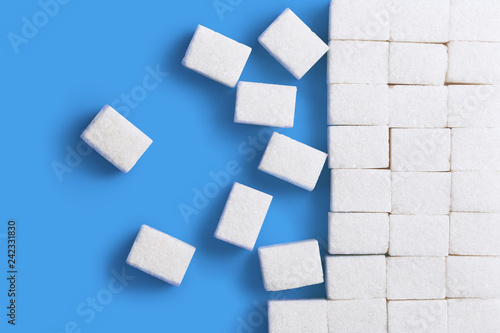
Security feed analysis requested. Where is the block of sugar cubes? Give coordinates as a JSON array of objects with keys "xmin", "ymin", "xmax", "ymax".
[
  {"xmin": 214, "ymin": 182, "xmax": 272, "ymax": 251},
  {"xmin": 448, "ymin": 85, "xmax": 500, "ymax": 128},
  {"xmin": 447, "ymin": 42, "xmax": 500, "ymax": 84},
  {"xmin": 258, "ymin": 132, "xmax": 327, "ymax": 191},
  {"xmin": 389, "ymin": 43, "xmax": 448, "ymax": 85},
  {"xmin": 258, "ymin": 8, "xmax": 328, "ymax": 80},
  {"xmin": 450, "ymin": 0, "xmax": 500, "ymax": 42},
  {"xmin": 328, "ymin": 41, "xmax": 389, "ymax": 84},
  {"xmin": 258, "ymin": 239, "xmax": 323, "ymax": 291},
  {"xmin": 81, "ymin": 105, "xmax": 153, "ymax": 173},
  {"xmin": 329, "ymin": 0, "xmax": 390, "ymax": 41},
  {"xmin": 451, "ymin": 128, "xmax": 500, "ymax": 171},
  {"xmin": 390, "ymin": 0, "xmax": 449, "ymax": 43},
  {"xmin": 447, "ymin": 256, "xmax": 500, "ymax": 298},
  {"xmin": 389, "ymin": 215, "xmax": 449, "ymax": 257},
  {"xmin": 327, "ymin": 299, "xmax": 387, "ymax": 333},
  {"xmin": 182, "ymin": 25, "xmax": 251, "ymax": 88},
  {"xmin": 126, "ymin": 225, "xmax": 195, "ymax": 286},
  {"xmin": 392, "ymin": 172, "xmax": 451, "ymax": 215},
  {"xmin": 327, "ymin": 84, "xmax": 389, "ymax": 126},
  {"xmin": 389, "ymin": 86, "xmax": 448, "ymax": 128},
  {"xmin": 268, "ymin": 299, "xmax": 328, "ymax": 333},
  {"xmin": 327, "ymin": 126, "xmax": 389, "ymax": 169},
  {"xmin": 331, "ymin": 169, "xmax": 391, "ymax": 213},
  {"xmin": 448, "ymin": 299, "xmax": 500, "ymax": 333},
  {"xmin": 328, "ymin": 213, "xmax": 389, "ymax": 255},
  {"xmin": 325, "ymin": 255, "xmax": 386, "ymax": 300},
  {"xmin": 452, "ymin": 171, "xmax": 500, "ymax": 212},
  {"xmin": 388, "ymin": 300, "xmax": 448, "ymax": 333},
  {"xmin": 391, "ymin": 129, "xmax": 451, "ymax": 172},
  {"xmin": 450, "ymin": 213, "xmax": 500, "ymax": 256},
  {"xmin": 234, "ymin": 81, "xmax": 297, "ymax": 128},
  {"xmin": 386, "ymin": 257, "xmax": 446, "ymax": 300}
]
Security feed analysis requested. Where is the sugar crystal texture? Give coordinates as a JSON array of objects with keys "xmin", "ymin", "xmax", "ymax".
[
  {"xmin": 448, "ymin": 299, "xmax": 500, "ymax": 333},
  {"xmin": 268, "ymin": 299, "xmax": 328, "ymax": 333},
  {"xmin": 388, "ymin": 300, "xmax": 448, "ymax": 333},
  {"xmin": 447, "ymin": 41, "xmax": 500, "ymax": 84},
  {"xmin": 451, "ymin": 128, "xmax": 500, "ymax": 171},
  {"xmin": 450, "ymin": 213, "xmax": 500, "ymax": 255},
  {"xmin": 447, "ymin": 256, "xmax": 500, "ymax": 298},
  {"xmin": 448, "ymin": 85, "xmax": 500, "ymax": 128},
  {"xmin": 450, "ymin": 0, "xmax": 500, "ymax": 42},
  {"xmin": 327, "ymin": 299, "xmax": 387, "ymax": 333},
  {"xmin": 452, "ymin": 171, "xmax": 500, "ymax": 212}
]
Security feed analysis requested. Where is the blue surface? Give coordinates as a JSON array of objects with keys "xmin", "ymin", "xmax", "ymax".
[{"xmin": 0, "ymin": 0, "xmax": 330, "ymax": 331}]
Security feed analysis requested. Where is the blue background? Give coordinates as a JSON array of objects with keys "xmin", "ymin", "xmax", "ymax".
[{"xmin": 0, "ymin": 0, "xmax": 329, "ymax": 331}]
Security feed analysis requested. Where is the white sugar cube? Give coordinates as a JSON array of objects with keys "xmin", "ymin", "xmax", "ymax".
[
  {"xmin": 126, "ymin": 225, "xmax": 195, "ymax": 286},
  {"xmin": 388, "ymin": 300, "xmax": 448, "ymax": 333},
  {"xmin": 258, "ymin": 8, "xmax": 328, "ymax": 80},
  {"xmin": 450, "ymin": 213, "xmax": 500, "ymax": 256},
  {"xmin": 450, "ymin": 0, "xmax": 500, "ymax": 42},
  {"xmin": 327, "ymin": 126, "xmax": 389, "ymax": 169},
  {"xmin": 328, "ymin": 213, "xmax": 389, "ymax": 255},
  {"xmin": 389, "ymin": 215, "xmax": 450, "ymax": 257},
  {"xmin": 234, "ymin": 81, "xmax": 296, "ymax": 128},
  {"xmin": 327, "ymin": 299, "xmax": 387, "ymax": 333},
  {"xmin": 329, "ymin": 0, "xmax": 390, "ymax": 41},
  {"xmin": 389, "ymin": 85, "xmax": 448, "ymax": 128},
  {"xmin": 447, "ymin": 256, "xmax": 500, "ymax": 298},
  {"xmin": 325, "ymin": 255, "xmax": 386, "ymax": 300},
  {"xmin": 214, "ymin": 182, "xmax": 272, "ymax": 251},
  {"xmin": 389, "ymin": 43, "xmax": 448, "ymax": 85},
  {"xmin": 331, "ymin": 169, "xmax": 391, "ymax": 213},
  {"xmin": 182, "ymin": 25, "xmax": 251, "ymax": 88},
  {"xmin": 448, "ymin": 299, "xmax": 500, "ymax": 333},
  {"xmin": 327, "ymin": 84, "xmax": 389, "ymax": 126},
  {"xmin": 387, "ymin": 257, "xmax": 446, "ymax": 300},
  {"xmin": 452, "ymin": 128, "xmax": 500, "ymax": 171},
  {"xmin": 452, "ymin": 171, "xmax": 500, "ymax": 212},
  {"xmin": 447, "ymin": 41, "xmax": 500, "ymax": 84},
  {"xmin": 448, "ymin": 85, "xmax": 500, "ymax": 128},
  {"xmin": 391, "ymin": 129, "xmax": 451, "ymax": 172},
  {"xmin": 390, "ymin": 0, "xmax": 449, "ymax": 43},
  {"xmin": 258, "ymin": 132, "xmax": 327, "ymax": 191},
  {"xmin": 258, "ymin": 239, "xmax": 323, "ymax": 291},
  {"xmin": 392, "ymin": 172, "xmax": 451, "ymax": 215},
  {"xmin": 268, "ymin": 299, "xmax": 328, "ymax": 333},
  {"xmin": 81, "ymin": 105, "xmax": 153, "ymax": 173},
  {"xmin": 328, "ymin": 41, "xmax": 389, "ymax": 84}
]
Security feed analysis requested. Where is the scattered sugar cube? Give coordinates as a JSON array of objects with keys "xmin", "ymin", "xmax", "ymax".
[
  {"xmin": 327, "ymin": 84, "xmax": 389, "ymax": 125},
  {"xmin": 448, "ymin": 85, "xmax": 500, "ymax": 128},
  {"xmin": 390, "ymin": 129, "xmax": 451, "ymax": 172},
  {"xmin": 258, "ymin": 239, "xmax": 323, "ymax": 291},
  {"xmin": 214, "ymin": 182, "xmax": 272, "ymax": 251},
  {"xmin": 388, "ymin": 300, "xmax": 448, "ymax": 333},
  {"xmin": 447, "ymin": 256, "xmax": 500, "ymax": 298},
  {"xmin": 234, "ymin": 81, "xmax": 297, "ymax": 128},
  {"xmin": 447, "ymin": 41, "xmax": 500, "ymax": 84},
  {"xmin": 389, "ymin": 85, "xmax": 448, "ymax": 128},
  {"xmin": 452, "ymin": 128, "xmax": 500, "ymax": 171},
  {"xmin": 126, "ymin": 225, "xmax": 195, "ymax": 286},
  {"xmin": 390, "ymin": 0, "xmax": 449, "ymax": 42},
  {"xmin": 331, "ymin": 169, "xmax": 391, "ymax": 213},
  {"xmin": 81, "ymin": 105, "xmax": 153, "ymax": 173},
  {"xmin": 328, "ymin": 41, "xmax": 389, "ymax": 84},
  {"xmin": 327, "ymin": 299, "xmax": 387, "ymax": 333},
  {"xmin": 389, "ymin": 215, "xmax": 450, "ymax": 257},
  {"xmin": 258, "ymin": 132, "xmax": 327, "ymax": 191},
  {"xmin": 386, "ymin": 257, "xmax": 446, "ymax": 300},
  {"xmin": 392, "ymin": 172, "xmax": 451, "ymax": 215},
  {"xmin": 328, "ymin": 213, "xmax": 389, "ymax": 255},
  {"xmin": 268, "ymin": 299, "xmax": 328, "ymax": 333},
  {"xmin": 450, "ymin": 0, "xmax": 500, "ymax": 42},
  {"xmin": 327, "ymin": 126, "xmax": 389, "ymax": 169},
  {"xmin": 325, "ymin": 255, "xmax": 386, "ymax": 300},
  {"xmin": 389, "ymin": 43, "xmax": 448, "ymax": 85},
  {"xmin": 450, "ymin": 213, "xmax": 500, "ymax": 256},
  {"xmin": 182, "ymin": 25, "xmax": 251, "ymax": 88},
  {"xmin": 329, "ymin": 0, "xmax": 390, "ymax": 41},
  {"xmin": 258, "ymin": 8, "xmax": 329, "ymax": 80},
  {"xmin": 448, "ymin": 299, "xmax": 500, "ymax": 333},
  {"xmin": 452, "ymin": 171, "xmax": 500, "ymax": 212}
]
